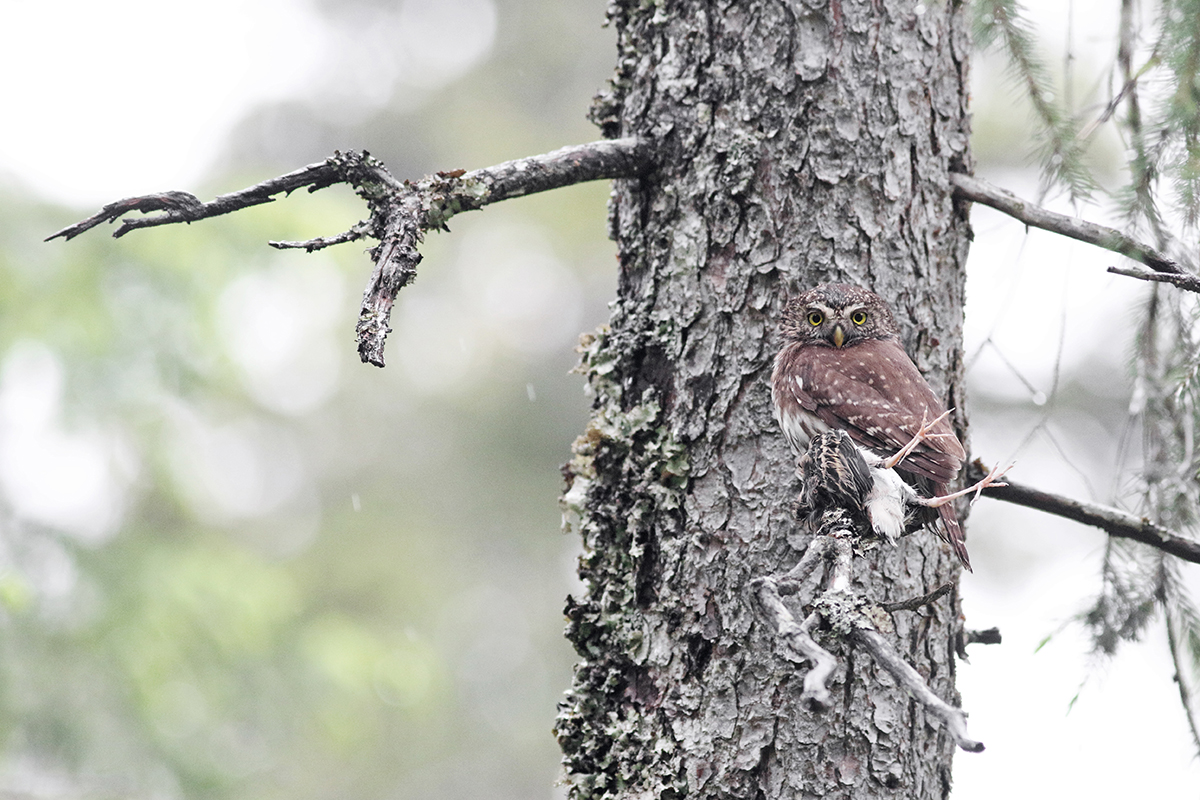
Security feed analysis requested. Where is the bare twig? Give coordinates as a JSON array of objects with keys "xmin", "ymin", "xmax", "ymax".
[
  {"xmin": 968, "ymin": 461, "xmax": 1200, "ymax": 565},
  {"xmin": 1078, "ymin": 47, "xmax": 1159, "ymax": 141},
  {"xmin": 882, "ymin": 582, "xmax": 953, "ymax": 614},
  {"xmin": 270, "ymin": 221, "xmax": 372, "ymax": 252},
  {"xmin": 1107, "ymin": 264, "xmax": 1200, "ymax": 293},
  {"xmin": 45, "ymin": 161, "xmax": 359, "ymax": 242},
  {"xmin": 949, "ymin": 172, "xmax": 1183, "ymax": 274},
  {"xmin": 49, "ymin": 138, "xmax": 653, "ymax": 367}
]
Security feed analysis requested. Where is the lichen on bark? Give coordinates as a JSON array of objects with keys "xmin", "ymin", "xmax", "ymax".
[{"xmin": 557, "ymin": 1, "xmax": 975, "ymax": 798}]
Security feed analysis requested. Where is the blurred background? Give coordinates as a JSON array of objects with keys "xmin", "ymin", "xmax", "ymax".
[{"xmin": 0, "ymin": 0, "xmax": 1196, "ymax": 798}]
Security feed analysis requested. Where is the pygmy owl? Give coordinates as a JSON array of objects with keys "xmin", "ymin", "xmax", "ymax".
[{"xmin": 771, "ymin": 283, "xmax": 971, "ymax": 570}]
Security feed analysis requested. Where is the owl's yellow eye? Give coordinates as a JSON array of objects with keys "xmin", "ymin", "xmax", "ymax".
[
  {"xmin": 851, "ymin": 310, "xmax": 867, "ymax": 326},
  {"xmin": 807, "ymin": 311, "xmax": 823, "ymax": 326}
]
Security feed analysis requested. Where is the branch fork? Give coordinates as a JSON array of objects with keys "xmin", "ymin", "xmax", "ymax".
[{"xmin": 48, "ymin": 139, "xmax": 652, "ymax": 367}]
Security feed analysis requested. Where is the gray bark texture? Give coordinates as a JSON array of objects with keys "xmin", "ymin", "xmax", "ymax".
[{"xmin": 556, "ymin": 1, "xmax": 974, "ymax": 799}]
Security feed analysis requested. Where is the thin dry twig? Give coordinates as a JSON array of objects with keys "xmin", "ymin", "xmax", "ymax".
[
  {"xmin": 851, "ymin": 627, "xmax": 984, "ymax": 752},
  {"xmin": 270, "ymin": 221, "xmax": 373, "ymax": 252},
  {"xmin": 1107, "ymin": 264, "xmax": 1200, "ymax": 293},
  {"xmin": 48, "ymin": 138, "xmax": 653, "ymax": 367},
  {"xmin": 882, "ymin": 582, "xmax": 954, "ymax": 614},
  {"xmin": 46, "ymin": 161, "xmax": 362, "ymax": 242}
]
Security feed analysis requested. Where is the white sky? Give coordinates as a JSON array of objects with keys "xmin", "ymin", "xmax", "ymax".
[
  {"xmin": 0, "ymin": 0, "xmax": 326, "ymax": 205},
  {"xmin": 0, "ymin": 0, "xmax": 495, "ymax": 205},
  {"xmin": 0, "ymin": 0, "xmax": 1197, "ymax": 796}
]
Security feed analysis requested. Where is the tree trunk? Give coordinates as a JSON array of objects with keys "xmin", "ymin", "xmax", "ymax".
[{"xmin": 557, "ymin": 1, "xmax": 974, "ymax": 798}]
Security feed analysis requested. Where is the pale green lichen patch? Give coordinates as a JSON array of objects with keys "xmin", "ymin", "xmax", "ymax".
[{"xmin": 556, "ymin": 323, "xmax": 691, "ymax": 800}]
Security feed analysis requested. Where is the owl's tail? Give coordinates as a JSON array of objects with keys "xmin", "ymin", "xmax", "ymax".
[{"xmin": 935, "ymin": 501, "xmax": 973, "ymax": 572}]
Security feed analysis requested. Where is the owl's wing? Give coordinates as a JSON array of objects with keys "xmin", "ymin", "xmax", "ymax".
[{"xmin": 785, "ymin": 339, "xmax": 965, "ymax": 483}]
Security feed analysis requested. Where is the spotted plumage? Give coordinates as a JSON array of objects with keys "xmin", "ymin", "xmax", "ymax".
[{"xmin": 772, "ymin": 283, "xmax": 971, "ymax": 570}]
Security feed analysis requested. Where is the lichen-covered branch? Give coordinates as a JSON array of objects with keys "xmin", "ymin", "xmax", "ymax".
[
  {"xmin": 48, "ymin": 138, "xmax": 653, "ymax": 366},
  {"xmin": 968, "ymin": 462, "xmax": 1200, "ymax": 565},
  {"xmin": 949, "ymin": 172, "xmax": 1188, "ymax": 274},
  {"xmin": 753, "ymin": 524, "xmax": 985, "ymax": 752},
  {"xmin": 851, "ymin": 628, "xmax": 984, "ymax": 752},
  {"xmin": 752, "ymin": 579, "xmax": 838, "ymax": 710}
]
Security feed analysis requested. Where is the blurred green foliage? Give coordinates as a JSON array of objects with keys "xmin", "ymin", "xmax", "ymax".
[{"xmin": 0, "ymin": 1, "xmax": 616, "ymax": 798}]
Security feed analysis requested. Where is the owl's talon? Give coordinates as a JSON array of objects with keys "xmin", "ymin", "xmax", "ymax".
[
  {"xmin": 880, "ymin": 409, "xmax": 953, "ymax": 470},
  {"xmin": 919, "ymin": 460, "xmax": 1013, "ymax": 508}
]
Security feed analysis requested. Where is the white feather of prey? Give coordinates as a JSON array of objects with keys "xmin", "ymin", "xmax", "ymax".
[{"xmin": 859, "ymin": 448, "xmax": 916, "ymax": 544}]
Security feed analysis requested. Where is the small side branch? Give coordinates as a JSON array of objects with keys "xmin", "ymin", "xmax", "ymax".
[
  {"xmin": 752, "ymin": 579, "xmax": 838, "ymax": 710},
  {"xmin": 1107, "ymin": 263, "xmax": 1200, "ymax": 293},
  {"xmin": 49, "ymin": 138, "xmax": 653, "ymax": 367},
  {"xmin": 969, "ymin": 462, "xmax": 1200, "ymax": 565},
  {"xmin": 270, "ymin": 221, "xmax": 372, "ymax": 252},
  {"xmin": 949, "ymin": 172, "xmax": 1184, "ymax": 275},
  {"xmin": 882, "ymin": 582, "xmax": 953, "ymax": 614},
  {"xmin": 966, "ymin": 627, "xmax": 1002, "ymax": 646},
  {"xmin": 851, "ymin": 627, "xmax": 985, "ymax": 753},
  {"xmin": 46, "ymin": 161, "xmax": 357, "ymax": 241}
]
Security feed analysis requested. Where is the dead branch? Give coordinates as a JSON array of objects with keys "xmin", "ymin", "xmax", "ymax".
[
  {"xmin": 48, "ymin": 138, "xmax": 653, "ymax": 367},
  {"xmin": 753, "ymin": 579, "xmax": 839, "ymax": 710},
  {"xmin": 949, "ymin": 172, "xmax": 1189, "ymax": 276},
  {"xmin": 1107, "ymin": 263, "xmax": 1200, "ymax": 293},
  {"xmin": 882, "ymin": 582, "xmax": 953, "ymax": 614},
  {"xmin": 270, "ymin": 221, "xmax": 373, "ymax": 252},
  {"xmin": 966, "ymin": 627, "xmax": 1002, "ymax": 646},
  {"xmin": 851, "ymin": 627, "xmax": 984, "ymax": 752},
  {"xmin": 968, "ymin": 461, "xmax": 1200, "ymax": 565},
  {"xmin": 752, "ymin": 530, "xmax": 984, "ymax": 751},
  {"xmin": 45, "ymin": 161, "xmax": 367, "ymax": 242}
]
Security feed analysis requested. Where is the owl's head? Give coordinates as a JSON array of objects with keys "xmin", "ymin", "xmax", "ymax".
[{"xmin": 781, "ymin": 283, "xmax": 901, "ymax": 347}]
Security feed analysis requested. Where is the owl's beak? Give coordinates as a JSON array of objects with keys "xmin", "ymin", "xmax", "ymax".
[{"xmin": 832, "ymin": 324, "xmax": 845, "ymax": 348}]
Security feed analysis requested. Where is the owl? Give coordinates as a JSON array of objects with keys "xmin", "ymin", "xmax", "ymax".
[{"xmin": 771, "ymin": 283, "xmax": 971, "ymax": 570}]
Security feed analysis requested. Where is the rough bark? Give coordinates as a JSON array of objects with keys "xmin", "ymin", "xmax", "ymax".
[{"xmin": 557, "ymin": 1, "xmax": 974, "ymax": 799}]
